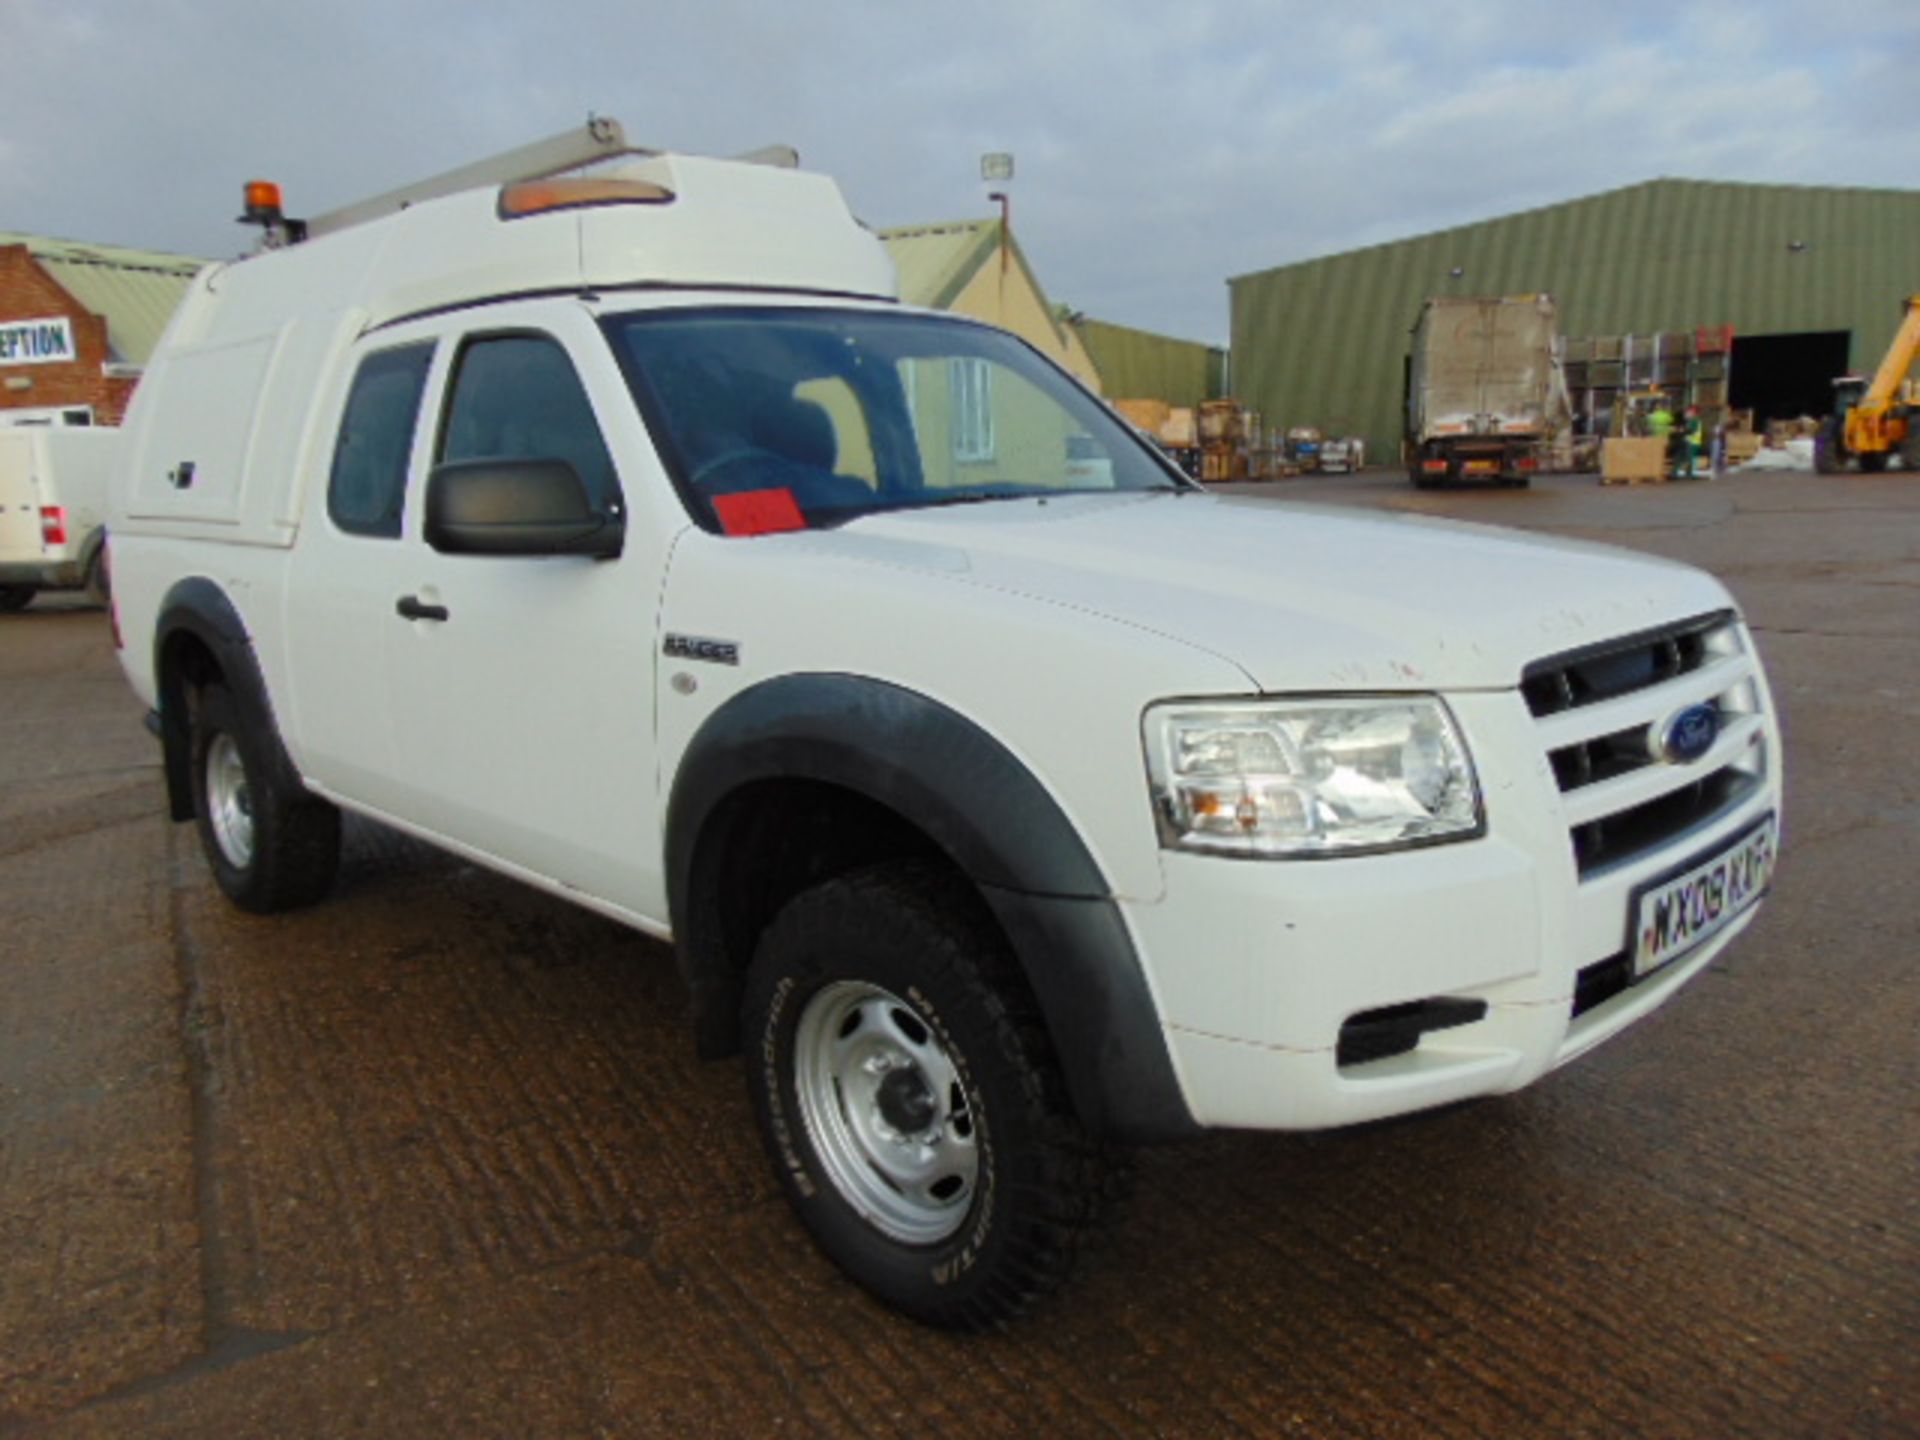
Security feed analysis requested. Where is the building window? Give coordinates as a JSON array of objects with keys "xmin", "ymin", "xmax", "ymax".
[{"xmin": 949, "ymin": 358, "xmax": 995, "ymax": 463}]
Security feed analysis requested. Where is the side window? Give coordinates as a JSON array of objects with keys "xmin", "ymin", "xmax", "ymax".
[
  {"xmin": 438, "ymin": 334, "xmax": 620, "ymax": 509},
  {"xmin": 328, "ymin": 343, "xmax": 433, "ymax": 537}
]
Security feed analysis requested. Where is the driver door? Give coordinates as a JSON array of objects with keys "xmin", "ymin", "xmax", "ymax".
[{"xmin": 383, "ymin": 303, "xmax": 668, "ymax": 917}]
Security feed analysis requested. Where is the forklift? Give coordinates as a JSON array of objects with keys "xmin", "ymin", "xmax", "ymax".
[{"xmin": 1816, "ymin": 294, "xmax": 1920, "ymax": 473}]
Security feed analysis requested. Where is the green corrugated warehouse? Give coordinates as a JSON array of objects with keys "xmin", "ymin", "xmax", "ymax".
[
  {"xmin": 1068, "ymin": 316, "xmax": 1227, "ymax": 410},
  {"xmin": 1230, "ymin": 178, "xmax": 1920, "ymax": 470}
]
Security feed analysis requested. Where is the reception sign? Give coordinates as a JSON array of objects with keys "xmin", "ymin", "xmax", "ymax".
[{"xmin": 0, "ymin": 317, "xmax": 77, "ymax": 365}]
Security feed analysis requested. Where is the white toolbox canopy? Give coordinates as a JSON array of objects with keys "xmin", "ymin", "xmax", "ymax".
[{"xmin": 163, "ymin": 119, "xmax": 898, "ymax": 349}]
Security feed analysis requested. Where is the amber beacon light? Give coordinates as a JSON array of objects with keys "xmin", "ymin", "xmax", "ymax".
[{"xmin": 241, "ymin": 180, "xmax": 285, "ymax": 224}]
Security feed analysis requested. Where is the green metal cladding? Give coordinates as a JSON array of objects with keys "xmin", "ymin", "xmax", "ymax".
[
  {"xmin": 1071, "ymin": 317, "xmax": 1227, "ymax": 409},
  {"xmin": 1229, "ymin": 179, "xmax": 1920, "ymax": 465}
]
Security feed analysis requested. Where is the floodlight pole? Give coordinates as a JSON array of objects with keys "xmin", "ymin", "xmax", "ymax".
[{"xmin": 988, "ymin": 190, "xmax": 1010, "ymax": 274}]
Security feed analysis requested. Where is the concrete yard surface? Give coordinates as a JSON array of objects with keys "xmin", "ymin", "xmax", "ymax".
[{"xmin": 2, "ymin": 468, "xmax": 1916, "ymax": 1437}]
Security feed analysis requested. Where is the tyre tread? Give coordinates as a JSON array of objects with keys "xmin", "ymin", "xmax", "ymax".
[
  {"xmin": 747, "ymin": 861, "xmax": 1112, "ymax": 1329},
  {"xmin": 192, "ymin": 682, "xmax": 340, "ymax": 913}
]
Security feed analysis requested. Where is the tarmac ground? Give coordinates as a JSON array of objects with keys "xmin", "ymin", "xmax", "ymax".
[{"xmin": 2, "ymin": 468, "xmax": 1916, "ymax": 1437}]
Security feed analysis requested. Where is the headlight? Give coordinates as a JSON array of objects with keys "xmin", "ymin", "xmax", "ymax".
[{"xmin": 1143, "ymin": 697, "xmax": 1482, "ymax": 857}]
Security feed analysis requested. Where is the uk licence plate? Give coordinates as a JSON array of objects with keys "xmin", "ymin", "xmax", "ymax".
[
  {"xmin": 1463, "ymin": 460, "xmax": 1498, "ymax": 474},
  {"xmin": 1631, "ymin": 815, "xmax": 1776, "ymax": 977}
]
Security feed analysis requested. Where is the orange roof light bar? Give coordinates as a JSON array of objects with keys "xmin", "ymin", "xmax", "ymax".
[{"xmin": 498, "ymin": 177, "xmax": 676, "ymax": 220}]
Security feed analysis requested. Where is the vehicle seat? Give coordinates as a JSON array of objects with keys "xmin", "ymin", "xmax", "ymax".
[
  {"xmin": 748, "ymin": 398, "xmax": 838, "ymax": 472},
  {"xmin": 690, "ymin": 395, "xmax": 872, "ymax": 518}
]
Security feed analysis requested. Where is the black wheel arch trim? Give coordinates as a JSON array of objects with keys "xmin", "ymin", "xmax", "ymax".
[
  {"xmin": 77, "ymin": 524, "xmax": 108, "ymax": 573},
  {"xmin": 153, "ymin": 577, "xmax": 302, "ymax": 824},
  {"xmin": 666, "ymin": 672, "xmax": 1198, "ymax": 1143}
]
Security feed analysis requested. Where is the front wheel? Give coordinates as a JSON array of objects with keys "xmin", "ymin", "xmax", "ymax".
[
  {"xmin": 190, "ymin": 683, "xmax": 341, "ymax": 913},
  {"xmin": 742, "ymin": 863, "xmax": 1106, "ymax": 1329},
  {"xmin": 1859, "ymin": 449, "xmax": 1890, "ymax": 473}
]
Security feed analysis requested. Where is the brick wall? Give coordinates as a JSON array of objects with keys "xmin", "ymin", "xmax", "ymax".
[{"xmin": 0, "ymin": 245, "xmax": 138, "ymax": 425}]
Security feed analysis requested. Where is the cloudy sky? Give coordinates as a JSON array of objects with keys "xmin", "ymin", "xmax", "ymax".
[{"xmin": 5, "ymin": 0, "xmax": 1916, "ymax": 343}]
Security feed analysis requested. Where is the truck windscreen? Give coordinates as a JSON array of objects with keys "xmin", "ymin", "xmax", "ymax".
[{"xmin": 603, "ymin": 307, "xmax": 1185, "ymax": 534}]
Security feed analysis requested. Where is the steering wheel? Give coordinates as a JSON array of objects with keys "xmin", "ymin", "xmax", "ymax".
[{"xmin": 687, "ymin": 446, "xmax": 770, "ymax": 492}]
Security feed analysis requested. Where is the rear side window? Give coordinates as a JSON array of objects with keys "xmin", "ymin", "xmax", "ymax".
[
  {"xmin": 438, "ymin": 335, "xmax": 619, "ymax": 509},
  {"xmin": 328, "ymin": 343, "xmax": 434, "ymax": 538}
]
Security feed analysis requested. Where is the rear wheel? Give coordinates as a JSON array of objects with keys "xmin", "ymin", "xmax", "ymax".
[
  {"xmin": 742, "ymin": 863, "xmax": 1106, "ymax": 1329},
  {"xmin": 1859, "ymin": 449, "xmax": 1890, "ymax": 474},
  {"xmin": 1901, "ymin": 429, "xmax": 1920, "ymax": 473},
  {"xmin": 0, "ymin": 586, "xmax": 34, "ymax": 612},
  {"xmin": 190, "ymin": 683, "xmax": 340, "ymax": 912}
]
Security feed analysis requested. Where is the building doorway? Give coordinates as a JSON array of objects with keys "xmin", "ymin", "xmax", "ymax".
[{"xmin": 1729, "ymin": 331, "xmax": 1851, "ymax": 425}]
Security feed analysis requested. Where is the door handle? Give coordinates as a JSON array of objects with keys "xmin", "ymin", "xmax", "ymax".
[{"xmin": 395, "ymin": 594, "xmax": 449, "ymax": 622}]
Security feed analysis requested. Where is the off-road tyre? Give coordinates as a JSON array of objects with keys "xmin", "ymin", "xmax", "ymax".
[
  {"xmin": 1901, "ymin": 429, "xmax": 1920, "ymax": 474},
  {"xmin": 742, "ymin": 861, "xmax": 1108, "ymax": 1330},
  {"xmin": 1858, "ymin": 449, "xmax": 1889, "ymax": 473},
  {"xmin": 190, "ymin": 682, "xmax": 340, "ymax": 913},
  {"xmin": 0, "ymin": 585, "xmax": 34, "ymax": 612}
]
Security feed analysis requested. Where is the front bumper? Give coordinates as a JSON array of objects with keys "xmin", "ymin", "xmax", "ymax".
[{"xmin": 1121, "ymin": 686, "xmax": 1782, "ymax": 1131}]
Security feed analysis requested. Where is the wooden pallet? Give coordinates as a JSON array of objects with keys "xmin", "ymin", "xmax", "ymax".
[
  {"xmin": 1600, "ymin": 469, "xmax": 1669, "ymax": 486},
  {"xmin": 1600, "ymin": 437, "xmax": 1668, "ymax": 485}
]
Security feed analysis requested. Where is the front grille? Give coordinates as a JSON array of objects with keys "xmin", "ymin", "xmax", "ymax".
[
  {"xmin": 1526, "ymin": 613, "xmax": 1767, "ymax": 879},
  {"xmin": 1570, "ymin": 762, "xmax": 1761, "ymax": 876},
  {"xmin": 1549, "ymin": 719, "xmax": 1667, "ymax": 792},
  {"xmin": 1523, "ymin": 613, "xmax": 1725, "ymax": 718}
]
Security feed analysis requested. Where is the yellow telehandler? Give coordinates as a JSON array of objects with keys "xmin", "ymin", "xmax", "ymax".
[{"xmin": 1816, "ymin": 294, "xmax": 1920, "ymax": 473}]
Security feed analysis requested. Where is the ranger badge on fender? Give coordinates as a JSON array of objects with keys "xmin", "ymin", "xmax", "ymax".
[{"xmin": 664, "ymin": 633, "xmax": 741, "ymax": 666}]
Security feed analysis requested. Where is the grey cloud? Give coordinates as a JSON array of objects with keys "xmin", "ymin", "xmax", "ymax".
[{"xmin": 3, "ymin": 0, "xmax": 1913, "ymax": 345}]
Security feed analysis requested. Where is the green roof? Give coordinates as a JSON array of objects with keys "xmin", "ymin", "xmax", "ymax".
[
  {"xmin": 878, "ymin": 220, "xmax": 1000, "ymax": 309},
  {"xmin": 876, "ymin": 220, "xmax": 1074, "ymax": 351},
  {"xmin": 0, "ymin": 232, "xmax": 207, "ymax": 367},
  {"xmin": 1070, "ymin": 316, "xmax": 1227, "ymax": 409}
]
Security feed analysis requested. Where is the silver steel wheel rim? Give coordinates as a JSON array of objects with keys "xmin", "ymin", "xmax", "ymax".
[
  {"xmin": 206, "ymin": 732, "xmax": 254, "ymax": 868},
  {"xmin": 793, "ymin": 979, "xmax": 980, "ymax": 1245}
]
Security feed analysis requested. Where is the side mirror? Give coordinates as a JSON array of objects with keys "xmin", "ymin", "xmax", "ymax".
[{"xmin": 424, "ymin": 459, "xmax": 624, "ymax": 558}]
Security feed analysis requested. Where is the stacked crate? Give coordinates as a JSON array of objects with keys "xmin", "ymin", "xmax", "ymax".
[
  {"xmin": 1562, "ymin": 327, "xmax": 1734, "ymax": 439},
  {"xmin": 1198, "ymin": 399, "xmax": 1260, "ymax": 481}
]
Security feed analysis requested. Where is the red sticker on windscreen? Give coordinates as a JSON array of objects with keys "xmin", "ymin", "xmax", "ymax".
[{"xmin": 713, "ymin": 488, "xmax": 808, "ymax": 536}]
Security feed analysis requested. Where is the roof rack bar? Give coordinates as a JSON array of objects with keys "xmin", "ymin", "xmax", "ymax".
[
  {"xmin": 306, "ymin": 116, "xmax": 637, "ymax": 239},
  {"xmin": 730, "ymin": 144, "xmax": 800, "ymax": 170}
]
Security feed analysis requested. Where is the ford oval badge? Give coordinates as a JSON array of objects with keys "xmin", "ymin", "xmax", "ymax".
[{"xmin": 1655, "ymin": 703, "xmax": 1720, "ymax": 765}]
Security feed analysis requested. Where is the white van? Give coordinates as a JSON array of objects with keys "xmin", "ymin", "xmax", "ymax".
[
  {"xmin": 108, "ymin": 123, "xmax": 1783, "ymax": 1327},
  {"xmin": 0, "ymin": 426, "xmax": 117, "ymax": 610}
]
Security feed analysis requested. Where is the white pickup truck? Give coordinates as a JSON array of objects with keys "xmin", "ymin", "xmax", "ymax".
[{"xmin": 108, "ymin": 125, "xmax": 1782, "ymax": 1327}]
